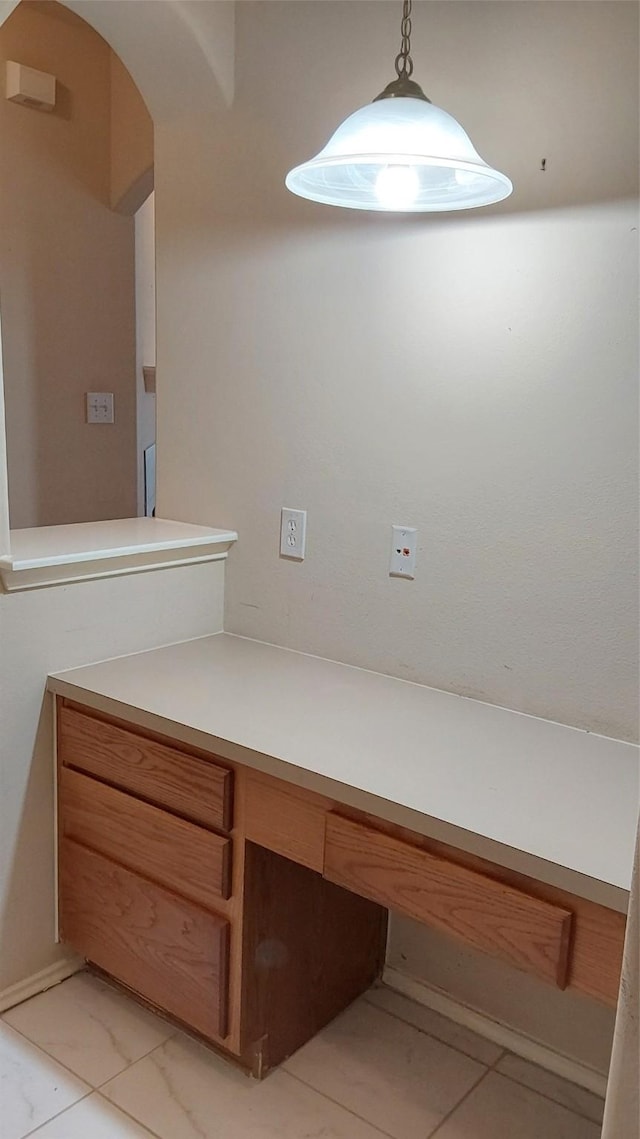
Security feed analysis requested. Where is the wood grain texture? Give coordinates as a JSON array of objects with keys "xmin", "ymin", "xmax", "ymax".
[
  {"xmin": 59, "ymin": 703, "xmax": 233, "ymax": 832},
  {"xmin": 60, "ymin": 767, "xmax": 231, "ymax": 906},
  {"xmin": 240, "ymin": 841, "xmax": 387, "ymax": 1075},
  {"xmin": 325, "ymin": 813, "xmax": 573, "ymax": 988},
  {"xmin": 60, "ymin": 839, "xmax": 229, "ymax": 1039},
  {"xmin": 244, "ymin": 769, "xmax": 329, "ymax": 871},
  {"xmin": 348, "ymin": 808, "xmax": 627, "ymax": 1006}
]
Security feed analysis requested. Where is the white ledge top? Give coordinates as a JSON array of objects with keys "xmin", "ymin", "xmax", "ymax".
[
  {"xmin": 48, "ymin": 633, "xmax": 639, "ymax": 910},
  {"xmin": 0, "ymin": 518, "xmax": 237, "ymax": 591}
]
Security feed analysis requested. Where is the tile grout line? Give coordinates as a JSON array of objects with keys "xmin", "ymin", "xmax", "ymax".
[
  {"xmin": 1, "ymin": 1018, "xmax": 95, "ymax": 1093},
  {"xmin": 2, "ymin": 976, "xmax": 180, "ymax": 1089},
  {"xmin": 365, "ymin": 994, "xmax": 604, "ymax": 1127},
  {"xmin": 91, "ymin": 1029, "xmax": 181, "ymax": 1092},
  {"xmin": 19, "ymin": 1088, "xmax": 164, "ymax": 1139},
  {"xmin": 492, "ymin": 1069, "xmax": 605, "ymax": 1127},
  {"xmin": 489, "ymin": 1048, "xmax": 508, "ymax": 1070},
  {"xmin": 425, "ymin": 1067, "xmax": 493, "ymax": 1139},
  {"xmin": 282, "ymin": 1067, "xmax": 399, "ymax": 1139},
  {"xmin": 9, "ymin": 982, "xmax": 604, "ymax": 1136},
  {"xmin": 3, "ymin": 1013, "xmax": 179, "ymax": 1095},
  {"xmin": 95, "ymin": 1089, "xmax": 166, "ymax": 1139},
  {"xmin": 93, "ymin": 1031, "xmax": 182, "ymax": 1094},
  {"xmin": 20, "ymin": 1089, "xmax": 95, "ymax": 1139},
  {"xmin": 362, "ymin": 992, "xmax": 501, "ymax": 1066},
  {"xmin": 486, "ymin": 1033, "xmax": 605, "ymax": 1125}
]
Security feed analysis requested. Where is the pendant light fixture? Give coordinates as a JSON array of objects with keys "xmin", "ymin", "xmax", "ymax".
[{"xmin": 285, "ymin": 0, "xmax": 512, "ymax": 212}]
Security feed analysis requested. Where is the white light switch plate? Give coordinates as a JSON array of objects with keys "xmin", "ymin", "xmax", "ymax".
[
  {"xmin": 390, "ymin": 525, "xmax": 417, "ymax": 578},
  {"xmin": 86, "ymin": 392, "xmax": 114, "ymax": 423},
  {"xmin": 280, "ymin": 507, "xmax": 306, "ymax": 559}
]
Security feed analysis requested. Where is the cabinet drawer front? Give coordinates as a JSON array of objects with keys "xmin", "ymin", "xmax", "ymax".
[
  {"xmin": 60, "ymin": 767, "xmax": 231, "ymax": 906},
  {"xmin": 59, "ymin": 704, "xmax": 233, "ymax": 832},
  {"xmin": 324, "ymin": 814, "xmax": 572, "ymax": 987},
  {"xmin": 245, "ymin": 770, "xmax": 329, "ymax": 872},
  {"xmin": 60, "ymin": 839, "xmax": 229, "ymax": 1040}
]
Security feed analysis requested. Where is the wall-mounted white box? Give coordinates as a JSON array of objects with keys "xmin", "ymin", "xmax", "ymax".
[{"xmin": 6, "ymin": 61, "xmax": 56, "ymax": 112}]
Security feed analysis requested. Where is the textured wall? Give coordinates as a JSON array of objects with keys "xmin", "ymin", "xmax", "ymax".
[
  {"xmin": 152, "ymin": 2, "xmax": 638, "ymax": 1064},
  {"xmin": 156, "ymin": 3, "xmax": 639, "ymax": 742}
]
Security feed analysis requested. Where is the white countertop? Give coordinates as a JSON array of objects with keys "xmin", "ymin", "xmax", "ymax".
[
  {"xmin": 48, "ymin": 633, "xmax": 639, "ymax": 910},
  {"xmin": 1, "ymin": 518, "xmax": 238, "ymax": 591}
]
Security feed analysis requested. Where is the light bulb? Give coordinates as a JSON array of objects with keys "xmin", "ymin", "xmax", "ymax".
[{"xmin": 375, "ymin": 164, "xmax": 420, "ymax": 210}]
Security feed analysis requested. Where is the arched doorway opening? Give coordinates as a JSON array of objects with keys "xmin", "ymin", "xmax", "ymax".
[{"xmin": 0, "ymin": 0, "xmax": 233, "ymax": 548}]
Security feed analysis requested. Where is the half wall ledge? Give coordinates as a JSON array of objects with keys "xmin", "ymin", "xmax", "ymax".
[{"xmin": 0, "ymin": 516, "xmax": 237, "ymax": 592}]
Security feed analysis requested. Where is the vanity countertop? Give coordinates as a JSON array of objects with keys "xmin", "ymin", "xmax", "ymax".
[{"xmin": 48, "ymin": 632, "xmax": 639, "ymax": 911}]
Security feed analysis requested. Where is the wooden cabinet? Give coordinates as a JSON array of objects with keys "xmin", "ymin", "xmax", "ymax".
[
  {"xmin": 60, "ymin": 839, "xmax": 230, "ymax": 1039},
  {"xmin": 56, "ymin": 699, "xmax": 625, "ymax": 1076},
  {"xmin": 56, "ymin": 700, "xmax": 387, "ymax": 1073}
]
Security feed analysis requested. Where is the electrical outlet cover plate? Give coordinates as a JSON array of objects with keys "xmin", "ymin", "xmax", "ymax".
[
  {"xmin": 390, "ymin": 525, "xmax": 417, "ymax": 578},
  {"xmin": 280, "ymin": 507, "xmax": 306, "ymax": 559}
]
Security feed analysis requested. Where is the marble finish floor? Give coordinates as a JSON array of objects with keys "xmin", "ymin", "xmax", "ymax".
[{"xmin": 1, "ymin": 972, "xmax": 604, "ymax": 1138}]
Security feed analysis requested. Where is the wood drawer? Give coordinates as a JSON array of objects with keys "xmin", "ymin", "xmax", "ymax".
[
  {"xmin": 324, "ymin": 814, "xmax": 573, "ymax": 987},
  {"xmin": 60, "ymin": 839, "xmax": 229, "ymax": 1040},
  {"xmin": 244, "ymin": 769, "xmax": 329, "ymax": 872},
  {"xmin": 59, "ymin": 704, "xmax": 233, "ymax": 832},
  {"xmin": 57, "ymin": 701, "xmax": 231, "ymax": 829},
  {"xmin": 60, "ymin": 767, "xmax": 231, "ymax": 907}
]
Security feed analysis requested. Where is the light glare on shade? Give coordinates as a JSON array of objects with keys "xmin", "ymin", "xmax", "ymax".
[{"xmin": 375, "ymin": 164, "xmax": 420, "ymax": 209}]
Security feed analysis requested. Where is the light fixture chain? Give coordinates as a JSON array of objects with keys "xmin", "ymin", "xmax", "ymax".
[{"xmin": 394, "ymin": 0, "xmax": 414, "ymax": 79}]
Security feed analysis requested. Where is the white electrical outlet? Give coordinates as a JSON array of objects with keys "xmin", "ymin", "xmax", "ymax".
[
  {"xmin": 86, "ymin": 392, "xmax": 114, "ymax": 423},
  {"xmin": 280, "ymin": 507, "xmax": 306, "ymax": 559},
  {"xmin": 390, "ymin": 525, "xmax": 417, "ymax": 578}
]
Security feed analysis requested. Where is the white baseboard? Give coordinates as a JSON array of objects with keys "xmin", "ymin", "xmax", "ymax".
[
  {"xmin": 382, "ymin": 966, "xmax": 608, "ymax": 1099},
  {"xmin": 0, "ymin": 957, "xmax": 83, "ymax": 1014}
]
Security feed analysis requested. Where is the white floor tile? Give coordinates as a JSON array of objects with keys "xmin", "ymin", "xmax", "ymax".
[
  {"xmin": 283, "ymin": 997, "xmax": 485, "ymax": 1139},
  {"xmin": 435, "ymin": 1072, "xmax": 602, "ymax": 1139},
  {"xmin": 28, "ymin": 1093, "xmax": 158, "ymax": 1138},
  {"xmin": 3, "ymin": 973, "xmax": 174, "ymax": 1087},
  {"xmin": 366, "ymin": 986, "xmax": 504, "ymax": 1066},
  {"xmin": 0, "ymin": 1022, "xmax": 89, "ymax": 1139},
  {"xmin": 496, "ymin": 1054, "xmax": 605, "ymax": 1124},
  {"xmin": 102, "ymin": 1031, "xmax": 389, "ymax": 1139}
]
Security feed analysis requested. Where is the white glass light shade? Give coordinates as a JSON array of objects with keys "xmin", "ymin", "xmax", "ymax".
[{"xmin": 285, "ymin": 97, "xmax": 512, "ymax": 212}]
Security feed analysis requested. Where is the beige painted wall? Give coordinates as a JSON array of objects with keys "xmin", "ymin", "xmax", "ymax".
[
  {"xmin": 152, "ymin": 1, "xmax": 638, "ymax": 1066},
  {"xmin": 135, "ymin": 191, "xmax": 156, "ymax": 514},
  {"xmin": 0, "ymin": 1, "xmax": 137, "ymax": 527},
  {"xmin": 0, "ymin": 559, "xmax": 225, "ymax": 997},
  {"xmin": 156, "ymin": 1, "xmax": 639, "ymax": 743},
  {"xmin": 110, "ymin": 50, "xmax": 153, "ymax": 215}
]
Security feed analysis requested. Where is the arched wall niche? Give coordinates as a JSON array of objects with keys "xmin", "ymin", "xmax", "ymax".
[{"xmin": 0, "ymin": 0, "xmax": 235, "ymax": 559}]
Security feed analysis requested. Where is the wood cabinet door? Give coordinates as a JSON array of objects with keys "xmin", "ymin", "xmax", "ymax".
[{"xmin": 60, "ymin": 839, "xmax": 230, "ymax": 1040}]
